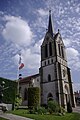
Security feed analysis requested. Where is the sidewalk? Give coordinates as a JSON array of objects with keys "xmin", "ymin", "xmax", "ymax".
[{"xmin": 0, "ymin": 113, "xmax": 34, "ymax": 120}]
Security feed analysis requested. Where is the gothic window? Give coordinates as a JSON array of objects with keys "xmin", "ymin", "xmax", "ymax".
[
  {"xmin": 49, "ymin": 42, "xmax": 52, "ymax": 56},
  {"xmin": 58, "ymin": 44, "xmax": 61, "ymax": 56},
  {"xmin": 45, "ymin": 44, "xmax": 48, "ymax": 58},
  {"xmin": 61, "ymin": 46, "xmax": 64, "ymax": 58},
  {"xmin": 24, "ymin": 88, "xmax": 28, "ymax": 100},
  {"xmin": 48, "ymin": 74, "xmax": 51, "ymax": 82}
]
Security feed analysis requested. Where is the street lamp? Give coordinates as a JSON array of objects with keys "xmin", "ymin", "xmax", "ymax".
[{"xmin": 0, "ymin": 81, "xmax": 5, "ymax": 103}]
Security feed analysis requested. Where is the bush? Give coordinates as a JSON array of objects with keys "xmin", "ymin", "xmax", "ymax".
[
  {"xmin": 28, "ymin": 106, "xmax": 47, "ymax": 115},
  {"xmin": 14, "ymin": 94, "xmax": 22, "ymax": 109},
  {"xmin": 28, "ymin": 87, "xmax": 40, "ymax": 109},
  {"xmin": 59, "ymin": 106, "xmax": 65, "ymax": 114},
  {"xmin": 41, "ymin": 104, "xmax": 48, "ymax": 109},
  {"xmin": 67, "ymin": 102, "xmax": 72, "ymax": 113},
  {"xmin": 36, "ymin": 107, "xmax": 47, "ymax": 115},
  {"xmin": 48, "ymin": 100, "xmax": 59, "ymax": 114}
]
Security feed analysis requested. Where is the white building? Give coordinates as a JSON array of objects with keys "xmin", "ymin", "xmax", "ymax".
[{"xmin": 19, "ymin": 11, "xmax": 75, "ymax": 108}]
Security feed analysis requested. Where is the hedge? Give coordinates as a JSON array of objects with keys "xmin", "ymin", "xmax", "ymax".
[{"xmin": 28, "ymin": 87, "xmax": 40, "ymax": 109}]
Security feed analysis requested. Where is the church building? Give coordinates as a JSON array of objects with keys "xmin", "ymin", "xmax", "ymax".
[{"xmin": 19, "ymin": 10, "xmax": 75, "ymax": 108}]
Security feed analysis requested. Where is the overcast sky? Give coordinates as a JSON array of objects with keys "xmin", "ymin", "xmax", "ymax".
[{"xmin": 0, "ymin": 0, "xmax": 80, "ymax": 91}]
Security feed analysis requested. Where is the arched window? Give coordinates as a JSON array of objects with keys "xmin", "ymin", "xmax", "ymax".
[
  {"xmin": 49, "ymin": 42, "xmax": 52, "ymax": 56},
  {"xmin": 61, "ymin": 46, "xmax": 64, "ymax": 58},
  {"xmin": 47, "ymin": 93, "xmax": 53, "ymax": 101},
  {"xmin": 48, "ymin": 74, "xmax": 51, "ymax": 82},
  {"xmin": 58, "ymin": 44, "xmax": 61, "ymax": 56},
  {"xmin": 45, "ymin": 44, "xmax": 48, "ymax": 58},
  {"xmin": 24, "ymin": 88, "xmax": 28, "ymax": 100}
]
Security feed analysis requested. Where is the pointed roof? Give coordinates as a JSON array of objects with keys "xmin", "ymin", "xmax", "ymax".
[{"xmin": 48, "ymin": 10, "xmax": 53, "ymax": 36}]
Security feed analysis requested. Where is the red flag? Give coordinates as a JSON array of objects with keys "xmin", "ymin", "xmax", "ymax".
[{"xmin": 19, "ymin": 63, "xmax": 24, "ymax": 69}]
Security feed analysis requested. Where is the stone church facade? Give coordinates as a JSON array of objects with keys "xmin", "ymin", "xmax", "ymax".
[{"xmin": 19, "ymin": 11, "xmax": 75, "ymax": 108}]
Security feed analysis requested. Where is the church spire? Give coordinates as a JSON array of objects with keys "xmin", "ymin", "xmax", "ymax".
[{"xmin": 48, "ymin": 10, "xmax": 53, "ymax": 36}]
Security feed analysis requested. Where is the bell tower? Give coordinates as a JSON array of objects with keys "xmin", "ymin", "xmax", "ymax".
[{"xmin": 40, "ymin": 10, "xmax": 75, "ymax": 108}]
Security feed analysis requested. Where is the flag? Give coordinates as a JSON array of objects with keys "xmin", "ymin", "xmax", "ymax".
[
  {"xmin": 19, "ymin": 63, "xmax": 24, "ymax": 69},
  {"xmin": 18, "ymin": 53, "xmax": 24, "ymax": 69}
]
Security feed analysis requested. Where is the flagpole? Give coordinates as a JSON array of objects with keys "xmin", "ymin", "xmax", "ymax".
[
  {"xmin": 17, "ymin": 60, "xmax": 19, "ymax": 95},
  {"xmin": 17, "ymin": 53, "xmax": 24, "ymax": 95},
  {"xmin": 17, "ymin": 53, "xmax": 21, "ymax": 95}
]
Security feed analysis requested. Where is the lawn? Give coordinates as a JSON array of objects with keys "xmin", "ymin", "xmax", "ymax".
[
  {"xmin": 0, "ymin": 117, "xmax": 8, "ymax": 120},
  {"xmin": 9, "ymin": 109, "xmax": 80, "ymax": 120}
]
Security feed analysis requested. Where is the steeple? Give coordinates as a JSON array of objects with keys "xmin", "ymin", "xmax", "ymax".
[{"xmin": 48, "ymin": 10, "xmax": 53, "ymax": 36}]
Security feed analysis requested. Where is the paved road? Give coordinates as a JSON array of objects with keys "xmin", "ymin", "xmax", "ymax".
[
  {"xmin": 0, "ymin": 113, "xmax": 34, "ymax": 120},
  {"xmin": 73, "ymin": 106, "xmax": 80, "ymax": 113}
]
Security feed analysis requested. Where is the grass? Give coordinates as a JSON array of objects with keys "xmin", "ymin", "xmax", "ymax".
[
  {"xmin": 0, "ymin": 117, "xmax": 8, "ymax": 120},
  {"xmin": 9, "ymin": 109, "xmax": 80, "ymax": 120}
]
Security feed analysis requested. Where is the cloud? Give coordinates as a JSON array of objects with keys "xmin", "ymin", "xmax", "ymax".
[
  {"xmin": 30, "ymin": 38, "xmax": 43, "ymax": 54},
  {"xmin": 14, "ymin": 48, "xmax": 40, "ymax": 70},
  {"xmin": 37, "ymin": 8, "xmax": 48, "ymax": 16},
  {"xmin": 63, "ymin": 38, "xmax": 72, "ymax": 47},
  {"xmin": 2, "ymin": 15, "xmax": 33, "ymax": 47},
  {"xmin": 67, "ymin": 48, "xmax": 79, "ymax": 59},
  {"xmin": 22, "ymin": 49, "xmax": 40, "ymax": 69},
  {"xmin": 73, "ymin": 83, "xmax": 80, "ymax": 92},
  {"xmin": 13, "ymin": 38, "xmax": 43, "ymax": 71},
  {"xmin": 66, "ymin": 47, "xmax": 80, "ymax": 70}
]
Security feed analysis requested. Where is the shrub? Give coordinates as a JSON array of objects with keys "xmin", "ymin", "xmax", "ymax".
[
  {"xmin": 41, "ymin": 104, "xmax": 48, "ymax": 109},
  {"xmin": 48, "ymin": 100, "xmax": 59, "ymax": 114},
  {"xmin": 28, "ymin": 87, "xmax": 40, "ymax": 109},
  {"xmin": 67, "ymin": 102, "xmax": 72, "ymax": 113},
  {"xmin": 28, "ymin": 107, "xmax": 36, "ymax": 114},
  {"xmin": 36, "ymin": 107, "xmax": 47, "ymax": 115},
  {"xmin": 59, "ymin": 106, "xmax": 65, "ymax": 114},
  {"xmin": 14, "ymin": 94, "xmax": 22, "ymax": 109},
  {"xmin": 28, "ymin": 106, "xmax": 47, "ymax": 115}
]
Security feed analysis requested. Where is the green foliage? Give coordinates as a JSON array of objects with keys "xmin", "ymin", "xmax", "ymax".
[
  {"xmin": 48, "ymin": 100, "xmax": 59, "ymax": 114},
  {"xmin": 59, "ymin": 106, "xmax": 66, "ymax": 115},
  {"xmin": 0, "ymin": 77, "xmax": 17, "ymax": 104},
  {"xmin": 9, "ymin": 109, "xmax": 80, "ymax": 120},
  {"xmin": 36, "ymin": 106, "xmax": 47, "ymax": 115},
  {"xmin": 28, "ymin": 87, "xmax": 40, "ymax": 109},
  {"xmin": 28, "ymin": 106, "xmax": 47, "ymax": 115},
  {"xmin": 0, "ymin": 117, "xmax": 8, "ymax": 120},
  {"xmin": 67, "ymin": 102, "xmax": 72, "ymax": 113},
  {"xmin": 14, "ymin": 94, "xmax": 22, "ymax": 109}
]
